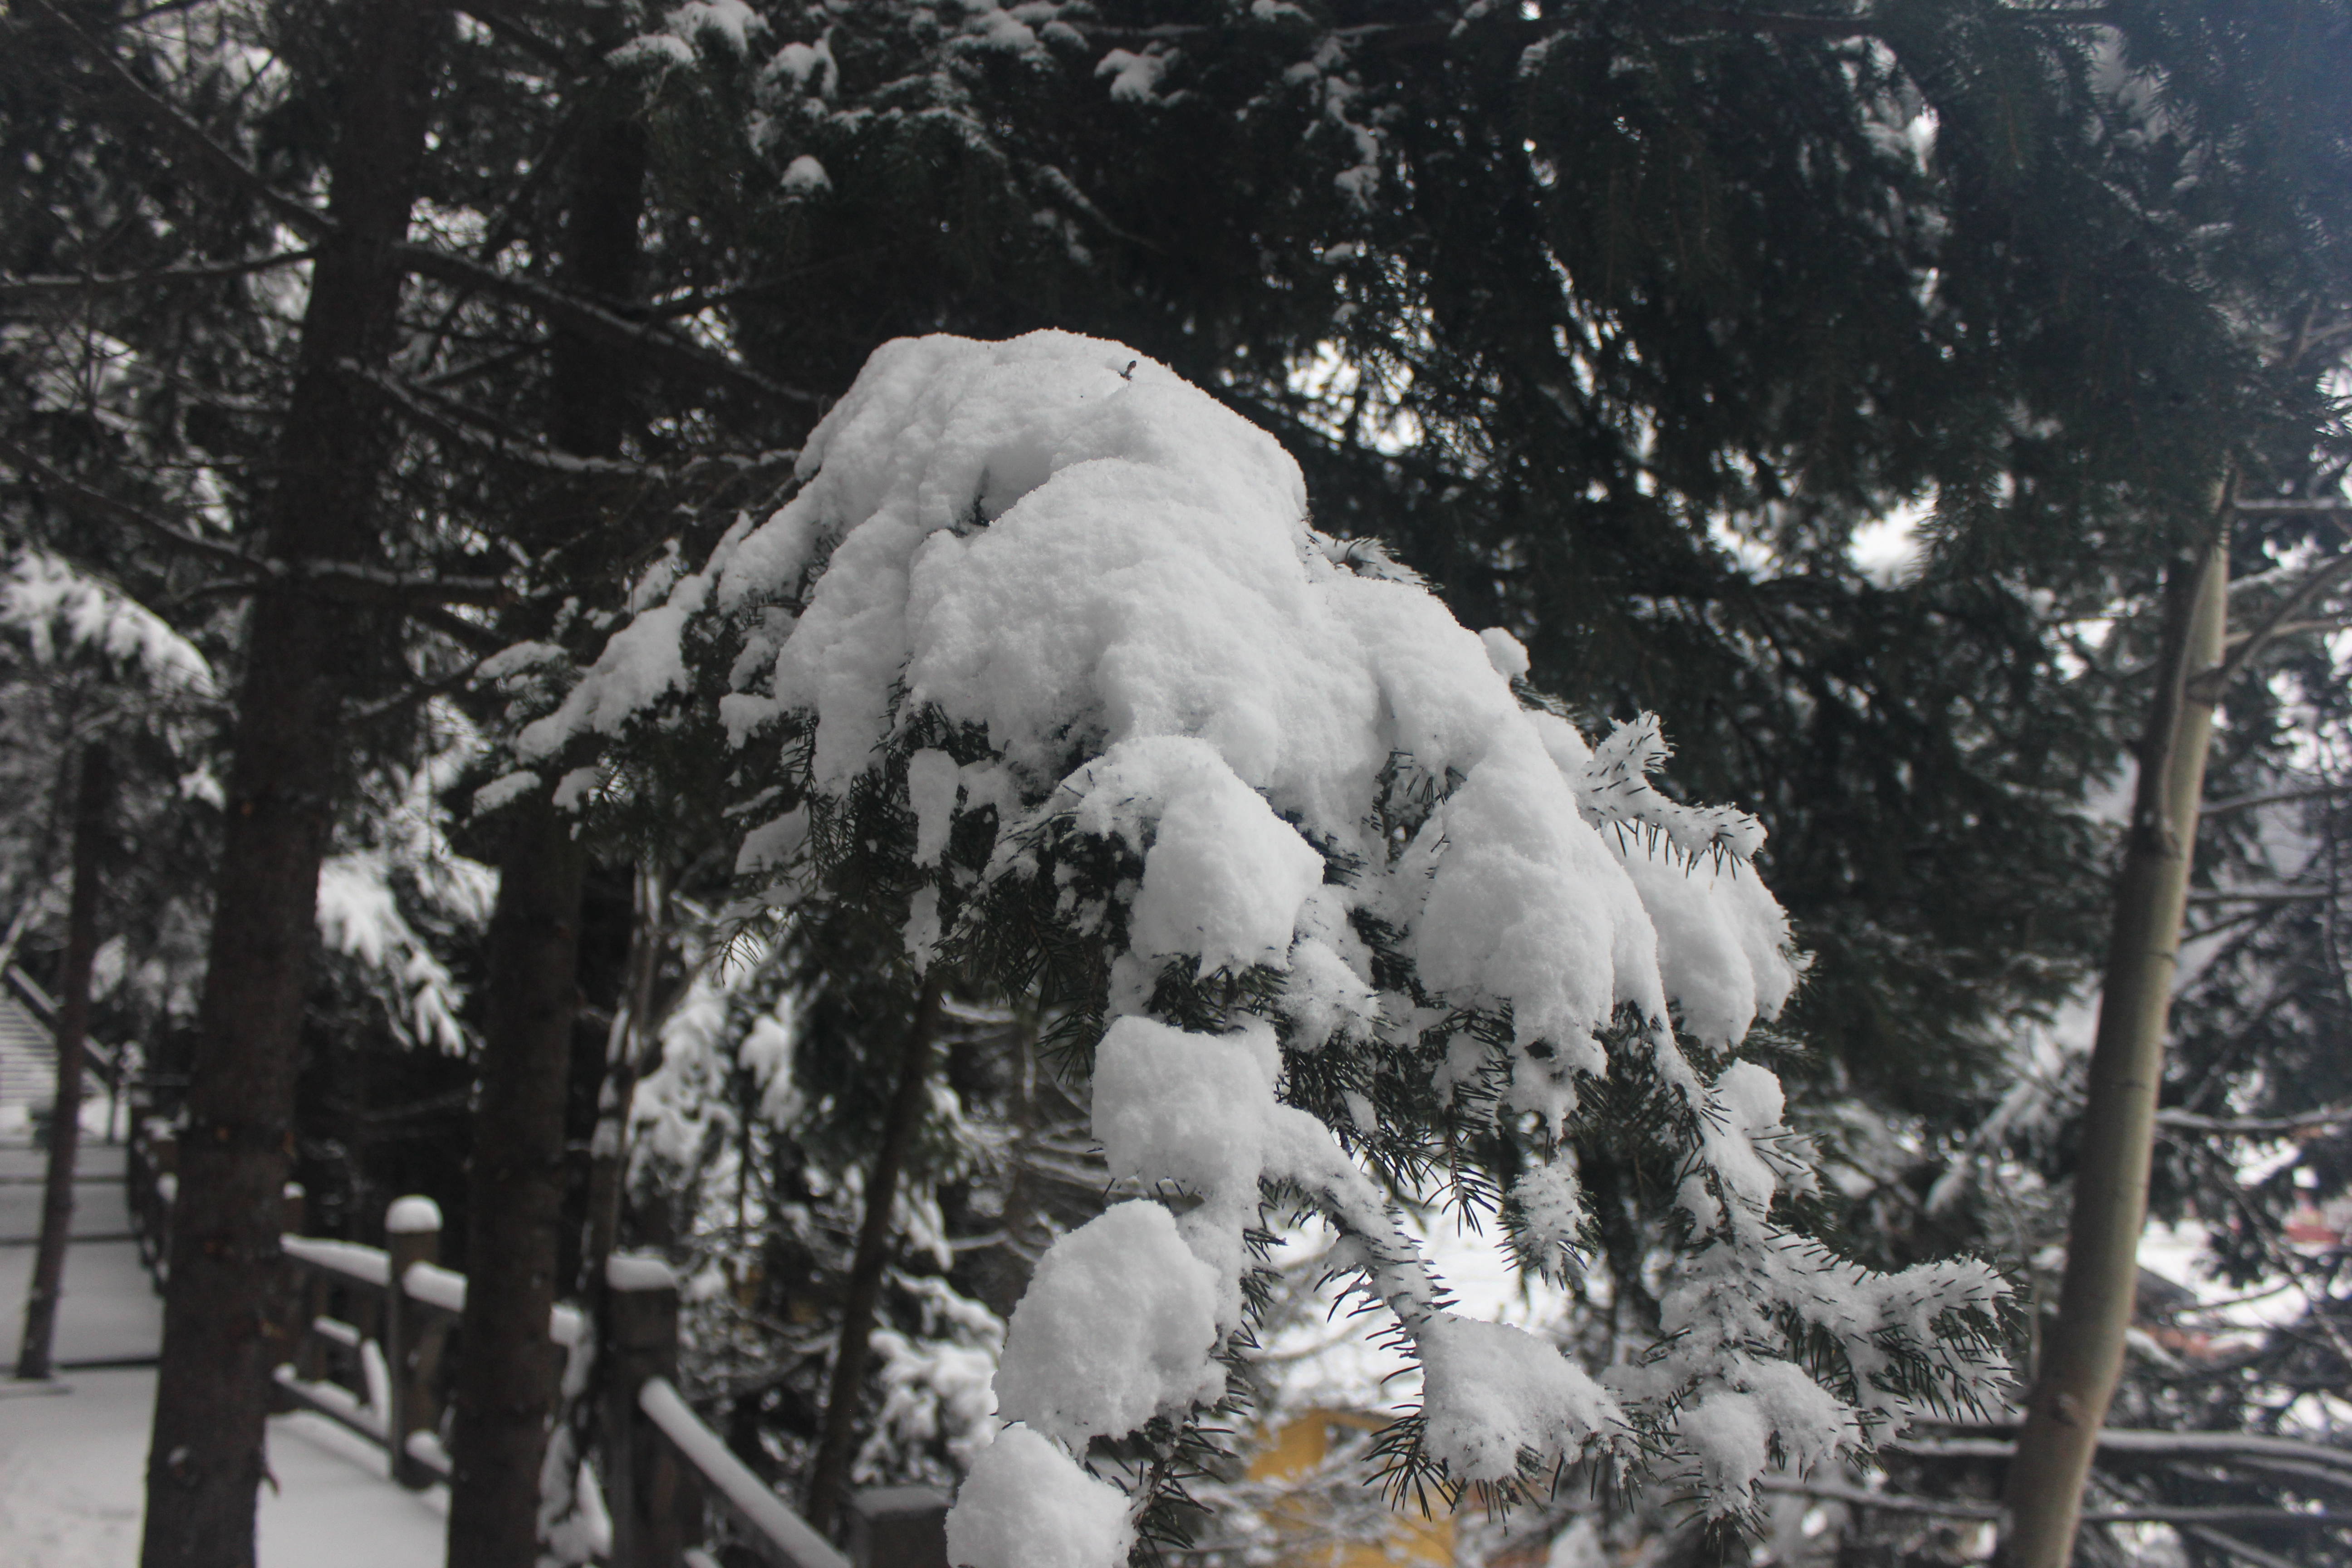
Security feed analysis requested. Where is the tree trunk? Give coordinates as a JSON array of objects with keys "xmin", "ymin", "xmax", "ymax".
[
  {"xmin": 1998, "ymin": 520, "xmax": 2230, "ymax": 1568},
  {"xmin": 444, "ymin": 796, "xmax": 588, "ymax": 1568},
  {"xmin": 805, "ymin": 973, "xmax": 947, "ymax": 1537},
  {"xmin": 444, "ymin": 86, "xmax": 645, "ymax": 1567},
  {"xmin": 15, "ymin": 744, "xmax": 108, "ymax": 1380},
  {"xmin": 141, "ymin": 5, "xmax": 440, "ymax": 1563}
]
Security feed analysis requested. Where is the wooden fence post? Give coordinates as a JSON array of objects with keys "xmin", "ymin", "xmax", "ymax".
[
  {"xmin": 384, "ymin": 1195, "xmax": 442, "ymax": 1489},
  {"xmin": 124, "ymin": 1127, "xmax": 149, "ymax": 1253},
  {"xmin": 143, "ymin": 1127, "xmax": 178, "ymax": 1279},
  {"xmin": 848, "ymin": 1486, "xmax": 951, "ymax": 1568},
  {"xmin": 603, "ymin": 1253, "xmax": 700, "ymax": 1568},
  {"xmin": 292, "ymin": 1254, "xmax": 332, "ymax": 1387},
  {"xmin": 270, "ymin": 1183, "xmax": 314, "ymax": 1412}
]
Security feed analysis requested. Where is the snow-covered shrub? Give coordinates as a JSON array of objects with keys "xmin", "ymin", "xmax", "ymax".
[{"xmin": 529, "ymin": 330, "xmax": 2009, "ymax": 1561}]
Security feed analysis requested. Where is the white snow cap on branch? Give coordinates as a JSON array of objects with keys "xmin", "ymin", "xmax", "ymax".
[
  {"xmin": 677, "ymin": 332, "xmax": 2003, "ymax": 1558},
  {"xmin": 2, "ymin": 549, "xmax": 214, "ymax": 696},
  {"xmin": 716, "ymin": 330, "xmax": 1795, "ymax": 1057}
]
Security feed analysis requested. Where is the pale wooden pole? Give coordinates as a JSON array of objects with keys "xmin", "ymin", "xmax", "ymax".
[{"xmin": 1998, "ymin": 513, "xmax": 2230, "ymax": 1568}]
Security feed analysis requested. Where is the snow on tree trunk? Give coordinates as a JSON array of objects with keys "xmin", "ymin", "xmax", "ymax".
[{"xmin": 529, "ymin": 331, "xmax": 2010, "ymax": 1562}]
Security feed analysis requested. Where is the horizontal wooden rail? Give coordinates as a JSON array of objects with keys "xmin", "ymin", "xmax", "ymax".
[
  {"xmin": 640, "ymin": 1375, "xmax": 851, "ymax": 1568},
  {"xmin": 257, "ymin": 1205, "xmax": 933, "ymax": 1567},
  {"xmin": 283, "ymin": 1234, "xmax": 391, "ymax": 1286},
  {"xmin": 393, "ymin": 1254, "xmax": 586, "ymax": 1344},
  {"xmin": 119, "ymin": 1114, "xmax": 931, "ymax": 1566},
  {"xmin": 272, "ymin": 1362, "xmax": 386, "ymax": 1442}
]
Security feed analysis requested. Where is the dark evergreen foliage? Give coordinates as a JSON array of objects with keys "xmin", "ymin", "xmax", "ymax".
[{"xmin": 5, "ymin": 0, "xmax": 2352, "ymax": 1561}]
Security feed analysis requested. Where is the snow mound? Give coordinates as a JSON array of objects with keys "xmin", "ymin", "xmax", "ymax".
[
  {"xmin": 944, "ymin": 1425, "xmax": 1133, "ymax": 1568},
  {"xmin": 991, "ymin": 1199, "xmax": 1223, "ymax": 1448},
  {"xmin": 709, "ymin": 330, "xmax": 1796, "ymax": 1064}
]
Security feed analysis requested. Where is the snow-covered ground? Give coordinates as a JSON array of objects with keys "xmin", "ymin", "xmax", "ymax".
[
  {"xmin": 0, "ymin": 1138, "xmax": 447, "ymax": 1567},
  {"xmin": 0, "ymin": 1367, "xmax": 451, "ymax": 1568}
]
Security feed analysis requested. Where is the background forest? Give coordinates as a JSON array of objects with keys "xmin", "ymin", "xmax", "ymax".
[{"xmin": 4, "ymin": 1, "xmax": 2352, "ymax": 1566}]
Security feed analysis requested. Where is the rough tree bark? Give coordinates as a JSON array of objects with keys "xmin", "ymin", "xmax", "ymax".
[
  {"xmin": 443, "ymin": 796, "xmax": 588, "ymax": 1567},
  {"xmin": 140, "ymin": 5, "xmax": 441, "ymax": 1563},
  {"xmin": 1998, "ymin": 518, "xmax": 2230, "ymax": 1568},
  {"xmin": 443, "ymin": 76, "xmax": 646, "ymax": 1568},
  {"xmin": 15, "ymin": 744, "xmax": 108, "ymax": 1380},
  {"xmin": 805, "ymin": 973, "xmax": 948, "ymax": 1537}
]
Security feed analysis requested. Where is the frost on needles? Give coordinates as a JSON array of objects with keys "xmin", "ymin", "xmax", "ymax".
[{"xmin": 522, "ymin": 331, "xmax": 2009, "ymax": 1565}]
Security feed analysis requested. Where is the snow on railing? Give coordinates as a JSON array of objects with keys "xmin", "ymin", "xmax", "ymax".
[
  {"xmin": 266, "ymin": 1204, "xmax": 935, "ymax": 1567},
  {"xmin": 274, "ymin": 1200, "xmax": 444, "ymax": 1486},
  {"xmin": 272, "ymin": 1363, "xmax": 385, "ymax": 1439},
  {"xmin": 283, "ymin": 1234, "xmax": 391, "ymax": 1287},
  {"xmin": 399, "ymin": 1257, "xmax": 586, "ymax": 1344},
  {"xmin": 638, "ymin": 1376, "xmax": 850, "ymax": 1568}
]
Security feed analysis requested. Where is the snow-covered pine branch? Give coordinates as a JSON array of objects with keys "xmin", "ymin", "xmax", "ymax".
[
  {"xmin": 1, "ymin": 549, "xmax": 217, "ymax": 698},
  {"xmin": 557, "ymin": 331, "xmax": 2009, "ymax": 1563}
]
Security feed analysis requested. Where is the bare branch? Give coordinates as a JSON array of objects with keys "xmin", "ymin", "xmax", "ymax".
[
  {"xmin": 2182, "ymin": 1526, "xmax": 2306, "ymax": 1568},
  {"xmin": 358, "ymin": 366, "xmax": 802, "ymax": 505},
  {"xmin": 2, "ymin": 434, "xmax": 510, "ymax": 605},
  {"xmin": 0, "ymin": 434, "xmax": 254, "ymax": 568},
  {"xmin": 451, "ymin": 1, "xmax": 570, "ymax": 68},
  {"xmin": 24, "ymin": 0, "xmax": 333, "ymax": 240},
  {"xmin": 2184, "ymin": 885, "xmax": 2338, "ymax": 905},
  {"xmin": 295, "ymin": 561, "xmax": 514, "ymax": 606},
  {"xmin": 2195, "ymin": 549, "xmax": 2352, "ymax": 701},
  {"xmin": 2203, "ymin": 784, "xmax": 2352, "ymax": 817},
  {"xmin": 397, "ymin": 245, "xmax": 822, "ymax": 410},
  {"xmin": 1097, "ymin": 3, "xmax": 2125, "ymax": 52},
  {"xmin": 1760, "ymin": 1477, "xmax": 2352, "ymax": 1527},
  {"xmin": 1908, "ymin": 1427, "xmax": 2352, "ymax": 1478},
  {"xmin": 1669, "ymin": 7, "xmax": 1883, "ymax": 39},
  {"xmin": 2229, "ymin": 553, "xmax": 2352, "ymax": 602},
  {"xmin": 411, "ymin": 604, "xmax": 510, "ymax": 657},
  {"xmin": 643, "ymin": 248, "xmax": 901, "ymax": 320},
  {"xmin": 0, "ymin": 250, "xmax": 318, "ymax": 303},
  {"xmin": 356, "ymin": 364, "xmax": 691, "ymax": 481},
  {"xmin": 2157, "ymin": 1105, "xmax": 2352, "ymax": 1136},
  {"xmin": 2225, "ymin": 614, "xmax": 2352, "ymax": 646},
  {"xmin": 2236, "ymin": 499, "xmax": 2352, "ymax": 514},
  {"xmin": 159, "ymin": 565, "xmax": 513, "ymax": 607},
  {"xmin": 343, "ymin": 662, "xmax": 493, "ymax": 725}
]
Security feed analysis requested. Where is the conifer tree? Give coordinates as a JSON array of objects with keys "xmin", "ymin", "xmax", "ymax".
[
  {"xmin": 127, "ymin": 1, "xmax": 447, "ymax": 1556},
  {"xmin": 619, "ymin": 0, "xmax": 2345, "ymax": 1114}
]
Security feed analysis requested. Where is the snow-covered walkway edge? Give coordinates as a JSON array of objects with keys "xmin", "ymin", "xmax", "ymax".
[
  {"xmin": 0, "ymin": 1369, "xmax": 449, "ymax": 1568},
  {"xmin": 0, "ymin": 1137, "xmax": 447, "ymax": 1567}
]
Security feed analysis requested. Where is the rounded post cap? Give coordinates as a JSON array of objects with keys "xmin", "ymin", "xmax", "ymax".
[
  {"xmin": 385, "ymin": 1195, "xmax": 443, "ymax": 1234},
  {"xmin": 606, "ymin": 1251, "xmax": 679, "ymax": 1293}
]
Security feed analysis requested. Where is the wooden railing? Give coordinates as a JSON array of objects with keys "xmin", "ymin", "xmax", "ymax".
[
  {"xmin": 273, "ymin": 1194, "xmax": 484, "ymax": 1489},
  {"xmin": 122, "ymin": 1127, "xmax": 945, "ymax": 1568},
  {"xmin": 124, "ymin": 1113, "xmax": 177, "ymax": 1278}
]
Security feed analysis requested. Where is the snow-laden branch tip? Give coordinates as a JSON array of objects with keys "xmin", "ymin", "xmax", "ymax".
[
  {"xmin": 612, "ymin": 330, "xmax": 2006, "ymax": 1560},
  {"xmin": 1, "ymin": 550, "xmax": 216, "ymax": 697}
]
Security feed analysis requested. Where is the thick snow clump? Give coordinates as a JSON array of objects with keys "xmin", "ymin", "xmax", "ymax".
[
  {"xmin": 526, "ymin": 330, "xmax": 2006, "ymax": 1561},
  {"xmin": 705, "ymin": 330, "xmax": 1798, "ymax": 1063}
]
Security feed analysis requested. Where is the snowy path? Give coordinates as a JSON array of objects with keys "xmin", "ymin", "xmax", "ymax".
[
  {"xmin": 0, "ymin": 1138, "xmax": 448, "ymax": 1567},
  {"xmin": 0, "ymin": 1132, "xmax": 162, "ymax": 1368}
]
